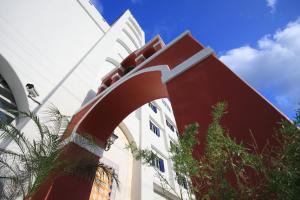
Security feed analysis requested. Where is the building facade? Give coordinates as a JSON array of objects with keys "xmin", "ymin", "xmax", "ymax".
[
  {"xmin": 0, "ymin": 1, "xmax": 288, "ymax": 200},
  {"xmin": 0, "ymin": 1, "xmax": 186, "ymax": 199}
]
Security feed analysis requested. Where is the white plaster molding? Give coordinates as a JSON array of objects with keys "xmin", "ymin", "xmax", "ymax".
[
  {"xmin": 124, "ymin": 31, "xmax": 191, "ymax": 78},
  {"xmin": 134, "ymin": 35, "xmax": 164, "ymax": 55},
  {"xmin": 162, "ymin": 47, "xmax": 214, "ymax": 83},
  {"xmin": 63, "ymin": 132, "xmax": 104, "ymax": 157}
]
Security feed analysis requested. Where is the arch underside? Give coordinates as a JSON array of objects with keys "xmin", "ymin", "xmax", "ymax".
[{"xmin": 64, "ymin": 67, "xmax": 169, "ymax": 146}]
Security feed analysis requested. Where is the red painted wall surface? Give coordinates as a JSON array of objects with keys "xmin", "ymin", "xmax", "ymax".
[
  {"xmin": 78, "ymin": 71, "xmax": 169, "ymax": 143},
  {"xmin": 167, "ymin": 53, "xmax": 285, "ymax": 153}
]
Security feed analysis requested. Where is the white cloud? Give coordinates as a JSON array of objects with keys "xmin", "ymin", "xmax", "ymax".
[
  {"xmin": 266, "ymin": 0, "xmax": 277, "ymax": 13},
  {"xmin": 220, "ymin": 18, "xmax": 300, "ymax": 117}
]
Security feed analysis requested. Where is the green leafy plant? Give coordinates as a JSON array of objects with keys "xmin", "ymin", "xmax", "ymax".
[
  {"xmin": 263, "ymin": 107, "xmax": 300, "ymax": 200},
  {"xmin": 128, "ymin": 102, "xmax": 300, "ymax": 200},
  {"xmin": 0, "ymin": 106, "xmax": 118, "ymax": 199},
  {"xmin": 197, "ymin": 102, "xmax": 264, "ymax": 200}
]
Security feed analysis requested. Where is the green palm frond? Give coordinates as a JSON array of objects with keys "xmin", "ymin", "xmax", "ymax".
[{"xmin": 0, "ymin": 105, "xmax": 119, "ymax": 199}]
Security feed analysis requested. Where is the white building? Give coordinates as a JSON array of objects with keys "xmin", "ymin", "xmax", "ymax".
[{"xmin": 0, "ymin": 1, "xmax": 187, "ymax": 199}]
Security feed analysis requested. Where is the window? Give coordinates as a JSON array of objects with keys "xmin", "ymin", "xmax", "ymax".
[
  {"xmin": 149, "ymin": 121, "xmax": 160, "ymax": 137},
  {"xmin": 151, "ymin": 153, "xmax": 165, "ymax": 172},
  {"xmin": 148, "ymin": 102, "xmax": 157, "ymax": 113},
  {"xmin": 166, "ymin": 119, "xmax": 174, "ymax": 132},
  {"xmin": 162, "ymin": 99, "xmax": 172, "ymax": 112}
]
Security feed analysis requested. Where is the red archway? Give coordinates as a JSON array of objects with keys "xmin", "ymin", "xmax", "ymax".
[{"xmin": 32, "ymin": 32, "xmax": 287, "ymax": 200}]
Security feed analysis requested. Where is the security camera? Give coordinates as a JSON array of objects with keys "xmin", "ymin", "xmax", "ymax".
[{"xmin": 26, "ymin": 83, "xmax": 39, "ymax": 98}]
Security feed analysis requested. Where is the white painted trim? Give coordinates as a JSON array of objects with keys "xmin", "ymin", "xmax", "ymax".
[
  {"xmin": 162, "ymin": 47, "xmax": 214, "ymax": 83},
  {"xmin": 63, "ymin": 132, "xmax": 104, "ymax": 157},
  {"xmin": 134, "ymin": 35, "xmax": 164, "ymax": 55},
  {"xmin": 123, "ymin": 31, "xmax": 191, "ymax": 79},
  {"xmin": 107, "ymin": 31, "xmax": 189, "ymax": 92},
  {"xmin": 75, "ymin": 32, "xmax": 201, "ymax": 120},
  {"xmin": 134, "ymin": 54, "xmax": 145, "ymax": 63}
]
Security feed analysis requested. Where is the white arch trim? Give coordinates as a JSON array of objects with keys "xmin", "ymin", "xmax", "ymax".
[
  {"xmin": 66, "ymin": 65, "xmax": 169, "ymax": 154},
  {"xmin": 118, "ymin": 122, "xmax": 136, "ymax": 145},
  {"xmin": 71, "ymin": 65, "xmax": 170, "ymax": 137},
  {"xmin": 162, "ymin": 47, "xmax": 213, "ymax": 83},
  {"xmin": 67, "ymin": 48, "xmax": 214, "ymax": 152},
  {"xmin": 0, "ymin": 55, "xmax": 29, "ymax": 113},
  {"xmin": 75, "ymin": 45, "xmax": 214, "ymax": 118}
]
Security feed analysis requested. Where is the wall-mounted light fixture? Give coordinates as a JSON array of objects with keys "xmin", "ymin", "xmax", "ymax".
[{"xmin": 105, "ymin": 132, "xmax": 119, "ymax": 151}]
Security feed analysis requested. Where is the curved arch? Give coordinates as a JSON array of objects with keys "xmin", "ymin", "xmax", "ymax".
[
  {"xmin": 0, "ymin": 54, "xmax": 29, "ymax": 113},
  {"xmin": 116, "ymin": 38, "xmax": 133, "ymax": 55},
  {"xmin": 75, "ymin": 65, "xmax": 169, "ymax": 143},
  {"xmin": 118, "ymin": 121, "xmax": 136, "ymax": 145}
]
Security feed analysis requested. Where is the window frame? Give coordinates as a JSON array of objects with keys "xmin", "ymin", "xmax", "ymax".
[
  {"xmin": 166, "ymin": 118, "xmax": 175, "ymax": 132},
  {"xmin": 148, "ymin": 102, "xmax": 158, "ymax": 113},
  {"xmin": 151, "ymin": 153, "xmax": 165, "ymax": 173},
  {"xmin": 149, "ymin": 120, "xmax": 160, "ymax": 137}
]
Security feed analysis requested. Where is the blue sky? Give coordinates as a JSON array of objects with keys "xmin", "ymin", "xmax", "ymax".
[{"xmin": 92, "ymin": 0, "xmax": 300, "ymax": 119}]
